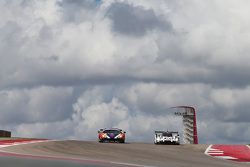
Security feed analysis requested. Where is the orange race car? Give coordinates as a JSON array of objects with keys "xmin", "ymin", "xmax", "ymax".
[{"xmin": 98, "ymin": 128, "xmax": 126, "ymax": 143}]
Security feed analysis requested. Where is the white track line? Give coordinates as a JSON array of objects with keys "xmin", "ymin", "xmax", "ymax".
[
  {"xmin": 208, "ymin": 153, "xmax": 224, "ymax": 155},
  {"xmin": 208, "ymin": 148, "xmax": 219, "ymax": 151},
  {"xmin": 204, "ymin": 145, "xmax": 239, "ymax": 161},
  {"xmin": 214, "ymin": 156, "xmax": 238, "ymax": 160},
  {"xmin": 204, "ymin": 144, "xmax": 212, "ymax": 155}
]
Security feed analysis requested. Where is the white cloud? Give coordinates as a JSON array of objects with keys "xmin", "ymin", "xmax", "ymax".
[{"xmin": 71, "ymin": 88, "xmax": 183, "ymax": 142}]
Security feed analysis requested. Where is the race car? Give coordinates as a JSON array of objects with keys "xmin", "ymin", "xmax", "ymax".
[
  {"xmin": 154, "ymin": 131, "xmax": 180, "ymax": 145},
  {"xmin": 98, "ymin": 128, "xmax": 126, "ymax": 143}
]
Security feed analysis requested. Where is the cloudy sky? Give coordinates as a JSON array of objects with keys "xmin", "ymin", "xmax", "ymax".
[{"xmin": 1, "ymin": 0, "xmax": 250, "ymax": 144}]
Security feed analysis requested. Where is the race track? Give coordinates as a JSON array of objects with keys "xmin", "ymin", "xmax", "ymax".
[
  {"xmin": 0, "ymin": 156, "xmax": 105, "ymax": 167},
  {"xmin": 0, "ymin": 140, "xmax": 249, "ymax": 167}
]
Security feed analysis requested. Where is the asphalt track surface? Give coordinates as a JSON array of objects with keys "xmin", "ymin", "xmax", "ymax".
[
  {"xmin": 0, "ymin": 156, "xmax": 103, "ymax": 167},
  {"xmin": 0, "ymin": 140, "xmax": 250, "ymax": 167}
]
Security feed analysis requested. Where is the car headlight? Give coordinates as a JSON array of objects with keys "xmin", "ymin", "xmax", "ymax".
[
  {"xmin": 115, "ymin": 133, "xmax": 124, "ymax": 139},
  {"xmin": 101, "ymin": 133, "xmax": 109, "ymax": 139}
]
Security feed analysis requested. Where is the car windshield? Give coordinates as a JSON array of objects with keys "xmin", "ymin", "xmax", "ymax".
[
  {"xmin": 103, "ymin": 130, "xmax": 120, "ymax": 134},
  {"xmin": 162, "ymin": 132, "xmax": 172, "ymax": 137}
]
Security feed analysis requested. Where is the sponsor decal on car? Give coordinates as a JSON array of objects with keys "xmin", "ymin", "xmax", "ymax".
[{"xmin": 156, "ymin": 136, "xmax": 179, "ymax": 142}]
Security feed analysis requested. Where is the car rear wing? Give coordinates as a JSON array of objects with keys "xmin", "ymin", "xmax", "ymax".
[{"xmin": 155, "ymin": 131, "xmax": 179, "ymax": 135}]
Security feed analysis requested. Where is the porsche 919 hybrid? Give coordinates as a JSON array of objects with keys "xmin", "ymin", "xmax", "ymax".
[{"xmin": 154, "ymin": 131, "xmax": 180, "ymax": 145}]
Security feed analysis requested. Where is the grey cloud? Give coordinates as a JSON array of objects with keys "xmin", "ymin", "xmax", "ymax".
[
  {"xmin": 20, "ymin": 0, "xmax": 33, "ymax": 7},
  {"xmin": 210, "ymin": 65, "xmax": 250, "ymax": 88},
  {"xmin": 0, "ymin": 87, "xmax": 74, "ymax": 124},
  {"xmin": 199, "ymin": 121, "xmax": 250, "ymax": 144},
  {"xmin": 225, "ymin": 105, "xmax": 250, "ymax": 123},
  {"xmin": 57, "ymin": 0, "xmax": 97, "ymax": 8},
  {"xmin": 39, "ymin": 25, "xmax": 54, "ymax": 41},
  {"xmin": 0, "ymin": 21, "xmax": 24, "ymax": 51},
  {"xmin": 208, "ymin": 88, "xmax": 250, "ymax": 123},
  {"xmin": 107, "ymin": 2, "xmax": 172, "ymax": 36},
  {"xmin": 57, "ymin": 0, "xmax": 98, "ymax": 23}
]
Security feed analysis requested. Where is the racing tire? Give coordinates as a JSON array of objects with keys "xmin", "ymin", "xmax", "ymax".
[{"xmin": 119, "ymin": 140, "xmax": 125, "ymax": 143}]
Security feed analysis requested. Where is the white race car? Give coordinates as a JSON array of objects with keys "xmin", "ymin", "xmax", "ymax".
[{"xmin": 154, "ymin": 131, "xmax": 180, "ymax": 145}]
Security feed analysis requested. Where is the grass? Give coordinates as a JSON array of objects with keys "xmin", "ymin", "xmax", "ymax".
[{"xmin": 0, "ymin": 137, "xmax": 15, "ymax": 140}]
